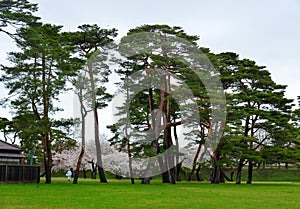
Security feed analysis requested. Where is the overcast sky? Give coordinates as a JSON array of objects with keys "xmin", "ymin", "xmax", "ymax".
[{"xmin": 1, "ymin": 0, "xmax": 300, "ymax": 121}]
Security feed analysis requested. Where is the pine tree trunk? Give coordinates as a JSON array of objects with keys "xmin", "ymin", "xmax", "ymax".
[
  {"xmin": 73, "ymin": 170, "xmax": 80, "ymax": 184},
  {"xmin": 237, "ymin": 116, "xmax": 250, "ymax": 184},
  {"xmin": 88, "ymin": 63, "xmax": 107, "ymax": 183},
  {"xmin": 210, "ymin": 166, "xmax": 221, "ymax": 184},
  {"xmin": 160, "ymin": 156, "xmax": 170, "ymax": 183},
  {"xmin": 229, "ymin": 168, "xmax": 234, "ymax": 181},
  {"xmin": 165, "ymin": 74, "xmax": 175, "ymax": 184},
  {"xmin": 247, "ymin": 160, "xmax": 253, "ymax": 184},
  {"xmin": 127, "ymin": 141, "xmax": 134, "ymax": 184},
  {"xmin": 195, "ymin": 142, "xmax": 208, "ymax": 182},
  {"xmin": 210, "ymin": 150, "xmax": 224, "ymax": 184},
  {"xmin": 42, "ymin": 55, "xmax": 52, "ymax": 184},
  {"xmin": 162, "ymin": 170, "xmax": 170, "ymax": 183},
  {"xmin": 88, "ymin": 160, "xmax": 97, "ymax": 179},
  {"xmin": 43, "ymin": 153, "xmax": 51, "ymax": 183},
  {"xmin": 94, "ymin": 110, "xmax": 107, "ymax": 183},
  {"xmin": 125, "ymin": 75, "xmax": 134, "ymax": 184},
  {"xmin": 97, "ymin": 165, "xmax": 107, "ymax": 183},
  {"xmin": 160, "ymin": 74, "xmax": 168, "ymax": 183},
  {"xmin": 73, "ymin": 147, "xmax": 85, "ymax": 184},
  {"xmin": 195, "ymin": 164, "xmax": 203, "ymax": 181},
  {"xmin": 74, "ymin": 89, "xmax": 86, "ymax": 184},
  {"xmin": 176, "ymin": 162, "xmax": 182, "ymax": 181},
  {"xmin": 90, "ymin": 161, "xmax": 97, "ymax": 179},
  {"xmin": 167, "ymin": 144, "xmax": 176, "ymax": 184},
  {"xmin": 141, "ymin": 177, "xmax": 151, "ymax": 184},
  {"xmin": 188, "ymin": 143, "xmax": 202, "ymax": 181},
  {"xmin": 142, "ymin": 73, "xmax": 158, "ymax": 185},
  {"xmin": 42, "ymin": 133, "xmax": 52, "ymax": 184},
  {"xmin": 173, "ymin": 121, "xmax": 181, "ymax": 181},
  {"xmin": 236, "ymin": 158, "xmax": 244, "ymax": 184},
  {"xmin": 189, "ymin": 126, "xmax": 205, "ymax": 181},
  {"xmin": 169, "ymin": 166, "xmax": 176, "ymax": 184},
  {"xmin": 127, "ymin": 148, "xmax": 134, "ymax": 184},
  {"xmin": 83, "ymin": 169, "xmax": 87, "ymax": 178}
]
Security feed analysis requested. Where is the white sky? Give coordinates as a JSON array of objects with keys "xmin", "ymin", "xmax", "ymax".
[{"xmin": 1, "ymin": 0, "xmax": 300, "ymax": 123}]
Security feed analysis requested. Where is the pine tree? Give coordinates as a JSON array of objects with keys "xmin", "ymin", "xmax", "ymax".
[
  {"xmin": 68, "ymin": 24, "xmax": 117, "ymax": 183},
  {"xmin": 0, "ymin": 23, "xmax": 83, "ymax": 183},
  {"xmin": 217, "ymin": 52, "xmax": 294, "ymax": 184}
]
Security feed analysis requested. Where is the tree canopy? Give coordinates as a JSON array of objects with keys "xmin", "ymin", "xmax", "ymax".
[{"xmin": 0, "ymin": 0, "xmax": 39, "ymax": 37}]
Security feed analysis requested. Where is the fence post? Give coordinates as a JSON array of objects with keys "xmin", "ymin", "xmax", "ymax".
[
  {"xmin": 5, "ymin": 165, "xmax": 8, "ymax": 183},
  {"xmin": 22, "ymin": 165, "xmax": 25, "ymax": 182},
  {"xmin": 37, "ymin": 166, "xmax": 40, "ymax": 183}
]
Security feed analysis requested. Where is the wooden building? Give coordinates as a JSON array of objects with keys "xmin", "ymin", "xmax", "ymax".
[
  {"xmin": 0, "ymin": 140, "xmax": 25, "ymax": 165},
  {"xmin": 0, "ymin": 140, "xmax": 40, "ymax": 183}
]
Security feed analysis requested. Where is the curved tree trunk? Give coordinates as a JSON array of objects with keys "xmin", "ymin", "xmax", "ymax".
[
  {"xmin": 188, "ymin": 126, "xmax": 205, "ymax": 181},
  {"xmin": 74, "ymin": 87, "xmax": 87, "ymax": 184},
  {"xmin": 94, "ymin": 108, "xmax": 107, "ymax": 183},
  {"xmin": 88, "ymin": 63, "xmax": 107, "ymax": 183},
  {"xmin": 188, "ymin": 143, "xmax": 201, "ymax": 181},
  {"xmin": 73, "ymin": 147, "xmax": 84, "ymax": 184}
]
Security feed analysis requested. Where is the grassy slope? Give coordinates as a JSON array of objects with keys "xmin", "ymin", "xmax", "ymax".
[{"xmin": 0, "ymin": 178, "xmax": 300, "ymax": 209}]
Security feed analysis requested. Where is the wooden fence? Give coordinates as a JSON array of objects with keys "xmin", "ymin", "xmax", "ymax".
[{"xmin": 0, "ymin": 164, "xmax": 40, "ymax": 183}]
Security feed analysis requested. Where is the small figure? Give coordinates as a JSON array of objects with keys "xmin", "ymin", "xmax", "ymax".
[{"xmin": 66, "ymin": 168, "xmax": 73, "ymax": 181}]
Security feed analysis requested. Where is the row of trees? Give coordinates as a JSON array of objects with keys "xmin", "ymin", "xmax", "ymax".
[{"xmin": 0, "ymin": 1, "xmax": 299, "ymax": 185}]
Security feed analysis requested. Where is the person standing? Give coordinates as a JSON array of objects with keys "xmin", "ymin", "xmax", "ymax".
[{"xmin": 66, "ymin": 168, "xmax": 73, "ymax": 181}]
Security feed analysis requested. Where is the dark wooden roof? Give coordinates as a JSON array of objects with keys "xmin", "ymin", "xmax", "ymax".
[
  {"xmin": 0, "ymin": 140, "xmax": 22, "ymax": 151},
  {"xmin": 0, "ymin": 140, "xmax": 25, "ymax": 158}
]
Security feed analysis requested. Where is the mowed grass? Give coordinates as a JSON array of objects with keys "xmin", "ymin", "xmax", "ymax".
[{"xmin": 0, "ymin": 178, "xmax": 300, "ymax": 209}]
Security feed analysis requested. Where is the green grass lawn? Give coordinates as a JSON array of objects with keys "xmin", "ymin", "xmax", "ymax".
[{"xmin": 0, "ymin": 178, "xmax": 300, "ymax": 209}]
